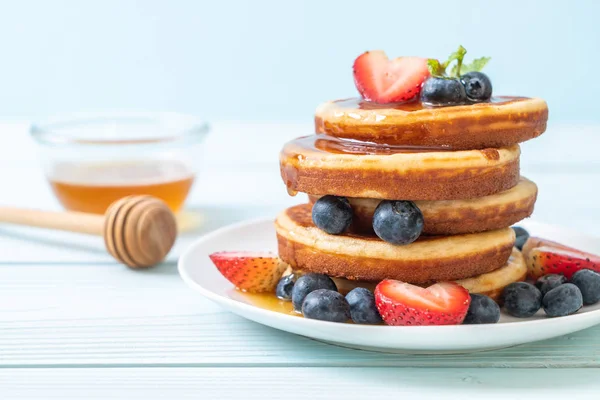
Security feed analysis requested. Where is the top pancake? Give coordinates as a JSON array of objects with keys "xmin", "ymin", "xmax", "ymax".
[{"xmin": 315, "ymin": 97, "xmax": 548, "ymax": 150}]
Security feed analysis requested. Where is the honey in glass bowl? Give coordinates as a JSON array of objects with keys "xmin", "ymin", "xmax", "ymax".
[
  {"xmin": 48, "ymin": 160, "xmax": 195, "ymax": 214},
  {"xmin": 31, "ymin": 112, "xmax": 209, "ymax": 214}
]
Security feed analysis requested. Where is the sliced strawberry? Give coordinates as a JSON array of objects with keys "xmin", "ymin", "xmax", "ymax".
[
  {"xmin": 353, "ymin": 51, "xmax": 429, "ymax": 104},
  {"xmin": 374, "ymin": 280, "xmax": 470, "ymax": 326},
  {"xmin": 526, "ymin": 246, "xmax": 600, "ymax": 280},
  {"xmin": 521, "ymin": 237, "xmax": 574, "ymax": 259},
  {"xmin": 209, "ymin": 251, "xmax": 287, "ymax": 293}
]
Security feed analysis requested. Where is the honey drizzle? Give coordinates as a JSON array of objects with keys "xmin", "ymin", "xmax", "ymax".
[
  {"xmin": 329, "ymin": 96, "xmax": 526, "ymax": 112},
  {"xmin": 290, "ymin": 135, "xmax": 454, "ymax": 156}
]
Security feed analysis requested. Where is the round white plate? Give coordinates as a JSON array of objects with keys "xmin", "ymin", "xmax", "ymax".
[{"xmin": 178, "ymin": 217, "xmax": 600, "ymax": 354}]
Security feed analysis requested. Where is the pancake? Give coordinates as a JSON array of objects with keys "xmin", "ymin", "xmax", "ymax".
[
  {"xmin": 280, "ymin": 135, "xmax": 520, "ymax": 200},
  {"xmin": 275, "ymin": 204, "xmax": 515, "ymax": 283},
  {"xmin": 315, "ymin": 97, "xmax": 548, "ymax": 150},
  {"xmin": 308, "ymin": 177, "xmax": 537, "ymax": 236},
  {"xmin": 329, "ymin": 248, "xmax": 526, "ymax": 303},
  {"xmin": 454, "ymin": 248, "xmax": 526, "ymax": 303}
]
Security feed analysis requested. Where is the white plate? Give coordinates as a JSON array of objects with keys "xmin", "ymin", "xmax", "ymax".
[{"xmin": 178, "ymin": 218, "xmax": 600, "ymax": 354}]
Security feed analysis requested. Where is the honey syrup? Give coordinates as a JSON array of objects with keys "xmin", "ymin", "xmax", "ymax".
[
  {"xmin": 324, "ymin": 96, "xmax": 523, "ymax": 112},
  {"xmin": 231, "ymin": 276, "xmax": 378, "ymax": 321},
  {"xmin": 231, "ymin": 290, "xmax": 299, "ymax": 316},
  {"xmin": 288, "ymin": 134, "xmax": 454, "ymax": 156},
  {"xmin": 48, "ymin": 160, "xmax": 194, "ymax": 214}
]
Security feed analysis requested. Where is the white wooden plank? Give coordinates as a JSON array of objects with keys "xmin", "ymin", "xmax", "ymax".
[
  {"xmin": 0, "ymin": 367, "xmax": 599, "ymax": 400},
  {"xmin": 519, "ymin": 123, "xmax": 600, "ymax": 169},
  {"xmin": 1, "ymin": 264, "xmax": 600, "ymax": 368},
  {"xmin": 525, "ymin": 172, "xmax": 600, "ymax": 234}
]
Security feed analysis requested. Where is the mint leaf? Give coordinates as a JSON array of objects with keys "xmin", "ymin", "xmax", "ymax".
[
  {"xmin": 444, "ymin": 45, "xmax": 467, "ymax": 68},
  {"xmin": 459, "ymin": 56, "xmax": 491, "ymax": 74},
  {"xmin": 427, "ymin": 59, "xmax": 446, "ymax": 77},
  {"xmin": 430, "ymin": 46, "xmax": 490, "ymax": 78},
  {"xmin": 443, "ymin": 45, "xmax": 466, "ymax": 77}
]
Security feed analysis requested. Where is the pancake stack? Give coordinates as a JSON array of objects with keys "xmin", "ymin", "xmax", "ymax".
[{"xmin": 276, "ymin": 96, "xmax": 548, "ymax": 301}]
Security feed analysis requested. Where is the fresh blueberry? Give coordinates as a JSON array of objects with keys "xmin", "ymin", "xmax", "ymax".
[
  {"xmin": 570, "ymin": 269, "xmax": 600, "ymax": 305},
  {"xmin": 420, "ymin": 77, "xmax": 467, "ymax": 106},
  {"xmin": 535, "ymin": 274, "xmax": 567, "ymax": 296},
  {"xmin": 302, "ymin": 289, "xmax": 351, "ymax": 323},
  {"xmin": 463, "ymin": 294, "xmax": 501, "ymax": 324},
  {"xmin": 312, "ymin": 195, "xmax": 353, "ymax": 235},
  {"xmin": 291, "ymin": 273, "xmax": 337, "ymax": 312},
  {"xmin": 503, "ymin": 282, "xmax": 542, "ymax": 318},
  {"xmin": 372, "ymin": 200, "xmax": 424, "ymax": 245},
  {"xmin": 460, "ymin": 72, "xmax": 493, "ymax": 102},
  {"xmin": 276, "ymin": 274, "xmax": 296, "ymax": 300},
  {"xmin": 345, "ymin": 287, "xmax": 383, "ymax": 324},
  {"xmin": 512, "ymin": 226, "xmax": 530, "ymax": 250},
  {"xmin": 542, "ymin": 283, "xmax": 583, "ymax": 317}
]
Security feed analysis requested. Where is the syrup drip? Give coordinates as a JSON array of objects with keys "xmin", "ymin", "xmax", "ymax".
[
  {"xmin": 330, "ymin": 96, "xmax": 526, "ymax": 112},
  {"xmin": 287, "ymin": 135, "xmax": 453, "ymax": 156},
  {"xmin": 229, "ymin": 277, "xmax": 380, "ymax": 323}
]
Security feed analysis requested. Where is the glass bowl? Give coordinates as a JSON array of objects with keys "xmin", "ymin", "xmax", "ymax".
[{"xmin": 30, "ymin": 112, "xmax": 209, "ymax": 214}]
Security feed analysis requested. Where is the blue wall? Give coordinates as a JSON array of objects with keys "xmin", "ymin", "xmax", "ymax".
[{"xmin": 0, "ymin": 0, "xmax": 597, "ymax": 122}]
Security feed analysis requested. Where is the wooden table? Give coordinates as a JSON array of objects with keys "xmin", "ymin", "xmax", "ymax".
[{"xmin": 1, "ymin": 122, "xmax": 599, "ymax": 399}]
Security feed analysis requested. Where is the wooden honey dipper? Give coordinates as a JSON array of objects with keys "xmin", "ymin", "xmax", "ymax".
[{"xmin": 0, "ymin": 195, "xmax": 177, "ymax": 268}]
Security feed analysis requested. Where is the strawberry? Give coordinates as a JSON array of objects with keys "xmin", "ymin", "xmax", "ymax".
[
  {"xmin": 521, "ymin": 237, "xmax": 573, "ymax": 259},
  {"xmin": 526, "ymin": 246, "xmax": 600, "ymax": 280},
  {"xmin": 209, "ymin": 251, "xmax": 287, "ymax": 293},
  {"xmin": 374, "ymin": 280, "xmax": 470, "ymax": 326},
  {"xmin": 353, "ymin": 50, "xmax": 429, "ymax": 103}
]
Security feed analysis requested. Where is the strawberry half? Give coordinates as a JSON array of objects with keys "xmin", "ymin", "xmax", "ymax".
[
  {"xmin": 209, "ymin": 251, "xmax": 287, "ymax": 293},
  {"xmin": 353, "ymin": 50, "xmax": 429, "ymax": 103},
  {"xmin": 525, "ymin": 245, "xmax": 600, "ymax": 280},
  {"xmin": 374, "ymin": 280, "xmax": 470, "ymax": 326},
  {"xmin": 521, "ymin": 237, "xmax": 573, "ymax": 259}
]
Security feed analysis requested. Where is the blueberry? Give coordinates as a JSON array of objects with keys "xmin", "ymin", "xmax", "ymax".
[
  {"xmin": 420, "ymin": 77, "xmax": 467, "ymax": 106},
  {"xmin": 345, "ymin": 287, "xmax": 383, "ymax": 324},
  {"xmin": 276, "ymin": 274, "xmax": 296, "ymax": 300},
  {"xmin": 460, "ymin": 72, "xmax": 492, "ymax": 102},
  {"xmin": 512, "ymin": 226, "xmax": 530, "ymax": 251},
  {"xmin": 312, "ymin": 195, "xmax": 353, "ymax": 235},
  {"xmin": 302, "ymin": 289, "xmax": 351, "ymax": 322},
  {"xmin": 535, "ymin": 274, "xmax": 567, "ymax": 296},
  {"xmin": 291, "ymin": 273, "xmax": 337, "ymax": 312},
  {"xmin": 542, "ymin": 283, "xmax": 583, "ymax": 317},
  {"xmin": 463, "ymin": 294, "xmax": 501, "ymax": 324},
  {"xmin": 570, "ymin": 269, "xmax": 600, "ymax": 305},
  {"xmin": 372, "ymin": 200, "xmax": 424, "ymax": 245},
  {"xmin": 503, "ymin": 282, "xmax": 542, "ymax": 318}
]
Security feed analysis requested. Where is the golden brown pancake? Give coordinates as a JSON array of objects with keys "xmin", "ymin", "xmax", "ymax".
[
  {"xmin": 454, "ymin": 248, "xmax": 526, "ymax": 303},
  {"xmin": 280, "ymin": 135, "xmax": 520, "ymax": 200},
  {"xmin": 275, "ymin": 204, "xmax": 515, "ymax": 284},
  {"xmin": 328, "ymin": 248, "xmax": 526, "ymax": 303},
  {"xmin": 308, "ymin": 177, "xmax": 537, "ymax": 236},
  {"xmin": 315, "ymin": 97, "xmax": 548, "ymax": 150}
]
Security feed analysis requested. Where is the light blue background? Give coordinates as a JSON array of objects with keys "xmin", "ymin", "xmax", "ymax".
[{"xmin": 0, "ymin": 0, "xmax": 597, "ymax": 122}]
